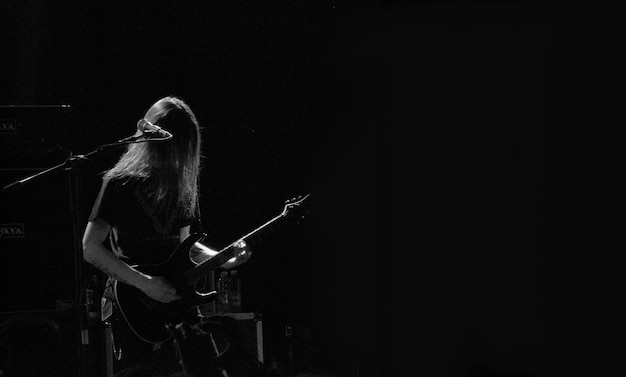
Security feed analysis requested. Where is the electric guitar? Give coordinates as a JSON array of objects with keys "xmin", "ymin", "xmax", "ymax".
[{"xmin": 113, "ymin": 194, "xmax": 310, "ymax": 344}]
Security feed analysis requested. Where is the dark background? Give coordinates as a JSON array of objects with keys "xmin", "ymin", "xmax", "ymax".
[{"xmin": 0, "ymin": 1, "xmax": 549, "ymax": 376}]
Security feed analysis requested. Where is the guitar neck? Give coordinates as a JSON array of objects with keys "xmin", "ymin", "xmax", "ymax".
[{"xmin": 182, "ymin": 212, "xmax": 287, "ymax": 284}]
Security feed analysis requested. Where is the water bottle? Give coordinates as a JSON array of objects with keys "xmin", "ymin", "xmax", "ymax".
[
  {"xmin": 216, "ymin": 271, "xmax": 229, "ymax": 313},
  {"xmin": 228, "ymin": 269, "xmax": 242, "ymax": 313}
]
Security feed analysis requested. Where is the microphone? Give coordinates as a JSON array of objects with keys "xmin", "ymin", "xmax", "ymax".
[
  {"xmin": 117, "ymin": 119, "xmax": 173, "ymax": 143},
  {"xmin": 138, "ymin": 119, "xmax": 173, "ymax": 139}
]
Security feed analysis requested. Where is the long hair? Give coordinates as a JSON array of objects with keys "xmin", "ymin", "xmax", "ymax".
[{"xmin": 105, "ymin": 96, "xmax": 203, "ymax": 219}]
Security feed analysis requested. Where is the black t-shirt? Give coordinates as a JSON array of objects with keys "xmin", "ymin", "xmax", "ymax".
[{"xmin": 88, "ymin": 177, "xmax": 197, "ymax": 266}]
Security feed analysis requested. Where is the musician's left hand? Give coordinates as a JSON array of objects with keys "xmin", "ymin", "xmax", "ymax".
[{"xmin": 223, "ymin": 239, "xmax": 252, "ymax": 269}]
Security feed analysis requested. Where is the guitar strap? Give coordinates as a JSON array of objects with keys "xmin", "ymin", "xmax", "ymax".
[{"xmin": 101, "ymin": 296, "xmax": 113, "ymax": 322}]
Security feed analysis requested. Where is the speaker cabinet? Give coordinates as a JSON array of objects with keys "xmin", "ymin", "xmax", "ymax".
[
  {"xmin": 0, "ymin": 168, "xmax": 78, "ymax": 313},
  {"xmin": 178, "ymin": 312, "xmax": 264, "ymax": 377},
  {"xmin": 220, "ymin": 312, "xmax": 264, "ymax": 365},
  {"xmin": 0, "ymin": 104, "xmax": 74, "ymax": 170},
  {"xmin": 0, "ymin": 310, "xmax": 82, "ymax": 376}
]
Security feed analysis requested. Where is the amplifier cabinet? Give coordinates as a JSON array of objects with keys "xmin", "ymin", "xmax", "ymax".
[
  {"xmin": 0, "ymin": 104, "xmax": 74, "ymax": 170},
  {"xmin": 179, "ymin": 312, "xmax": 265, "ymax": 377},
  {"xmin": 0, "ymin": 168, "xmax": 77, "ymax": 313},
  {"xmin": 216, "ymin": 312, "xmax": 264, "ymax": 365}
]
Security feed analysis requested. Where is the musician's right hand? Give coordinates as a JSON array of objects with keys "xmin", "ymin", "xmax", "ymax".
[{"xmin": 140, "ymin": 276, "xmax": 182, "ymax": 303}]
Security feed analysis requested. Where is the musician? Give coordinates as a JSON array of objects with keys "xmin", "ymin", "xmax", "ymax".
[{"xmin": 82, "ymin": 96, "xmax": 251, "ymax": 373}]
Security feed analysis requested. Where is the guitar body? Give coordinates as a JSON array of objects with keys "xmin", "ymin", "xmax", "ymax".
[{"xmin": 113, "ymin": 233, "xmax": 216, "ymax": 344}]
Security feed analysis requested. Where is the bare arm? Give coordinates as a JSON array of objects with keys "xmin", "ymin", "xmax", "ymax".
[
  {"xmin": 82, "ymin": 219, "xmax": 180, "ymax": 303},
  {"xmin": 180, "ymin": 226, "xmax": 252, "ymax": 268}
]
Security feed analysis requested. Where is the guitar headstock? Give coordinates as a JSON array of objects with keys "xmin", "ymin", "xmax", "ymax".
[{"xmin": 281, "ymin": 193, "xmax": 310, "ymax": 222}]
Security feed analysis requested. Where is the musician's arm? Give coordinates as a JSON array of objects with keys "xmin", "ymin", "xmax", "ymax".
[
  {"xmin": 180, "ymin": 226, "xmax": 251, "ymax": 268},
  {"xmin": 83, "ymin": 219, "xmax": 180, "ymax": 302}
]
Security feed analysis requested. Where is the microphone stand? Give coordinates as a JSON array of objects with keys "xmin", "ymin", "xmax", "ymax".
[{"xmin": 1, "ymin": 134, "xmax": 168, "ymax": 377}]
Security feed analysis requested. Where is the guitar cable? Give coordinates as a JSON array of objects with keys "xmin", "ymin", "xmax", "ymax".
[{"xmin": 105, "ymin": 321, "xmax": 123, "ymax": 361}]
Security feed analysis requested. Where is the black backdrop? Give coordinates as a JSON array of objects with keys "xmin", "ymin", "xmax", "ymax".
[{"xmin": 0, "ymin": 2, "xmax": 550, "ymax": 377}]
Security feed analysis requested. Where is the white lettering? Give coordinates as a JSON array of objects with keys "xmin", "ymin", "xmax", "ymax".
[{"xmin": 0, "ymin": 224, "xmax": 25, "ymax": 238}]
